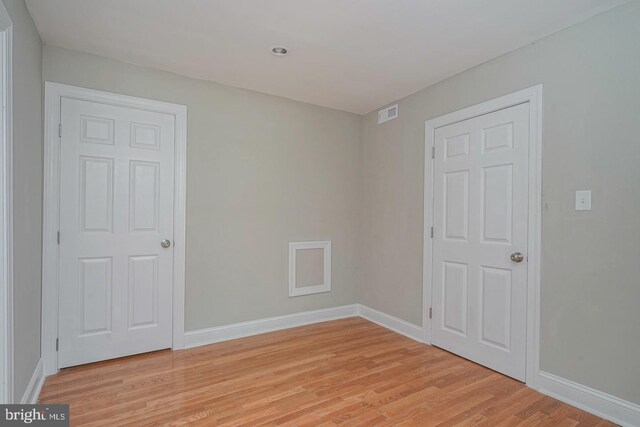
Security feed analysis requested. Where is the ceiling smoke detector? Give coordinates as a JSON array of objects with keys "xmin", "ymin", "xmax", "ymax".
[{"xmin": 271, "ymin": 46, "xmax": 288, "ymax": 56}]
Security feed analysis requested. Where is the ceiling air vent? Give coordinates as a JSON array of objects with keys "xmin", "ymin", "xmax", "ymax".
[{"xmin": 378, "ymin": 104, "xmax": 399, "ymax": 124}]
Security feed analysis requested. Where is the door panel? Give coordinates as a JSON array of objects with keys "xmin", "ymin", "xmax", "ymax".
[
  {"xmin": 128, "ymin": 255, "xmax": 159, "ymax": 328},
  {"xmin": 58, "ymin": 97, "xmax": 175, "ymax": 368},
  {"xmin": 130, "ymin": 160, "xmax": 160, "ymax": 232},
  {"xmin": 78, "ymin": 257, "xmax": 112, "ymax": 335},
  {"xmin": 443, "ymin": 261, "xmax": 468, "ymax": 336},
  {"xmin": 479, "ymin": 266, "xmax": 512, "ymax": 350},
  {"xmin": 444, "ymin": 171, "xmax": 469, "ymax": 241},
  {"xmin": 79, "ymin": 156, "xmax": 113, "ymax": 232},
  {"xmin": 431, "ymin": 102, "xmax": 529, "ymax": 381}
]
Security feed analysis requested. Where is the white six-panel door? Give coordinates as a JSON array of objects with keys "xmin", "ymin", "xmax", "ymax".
[
  {"xmin": 58, "ymin": 97, "xmax": 175, "ymax": 368},
  {"xmin": 431, "ymin": 103, "xmax": 529, "ymax": 381}
]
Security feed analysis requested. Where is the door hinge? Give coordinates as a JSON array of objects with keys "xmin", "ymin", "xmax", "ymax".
[
  {"xmin": 429, "ymin": 307, "xmax": 432, "ymax": 319},
  {"xmin": 57, "ymin": 231, "xmax": 60, "ymax": 245},
  {"xmin": 58, "ymin": 123, "xmax": 62, "ymax": 138},
  {"xmin": 430, "ymin": 226, "xmax": 434, "ymax": 238},
  {"xmin": 55, "ymin": 338, "xmax": 59, "ymax": 352},
  {"xmin": 432, "ymin": 146, "xmax": 435, "ymax": 159}
]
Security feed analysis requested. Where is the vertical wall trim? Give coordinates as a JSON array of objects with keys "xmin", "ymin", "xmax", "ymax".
[{"xmin": 0, "ymin": 8, "xmax": 13, "ymax": 402}]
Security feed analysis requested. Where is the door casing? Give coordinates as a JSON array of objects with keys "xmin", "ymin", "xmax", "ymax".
[
  {"xmin": 423, "ymin": 85, "xmax": 542, "ymax": 389},
  {"xmin": 0, "ymin": 4, "xmax": 12, "ymax": 403},
  {"xmin": 42, "ymin": 82, "xmax": 188, "ymax": 375}
]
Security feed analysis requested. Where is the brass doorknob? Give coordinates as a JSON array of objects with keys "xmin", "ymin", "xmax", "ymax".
[{"xmin": 510, "ymin": 252, "xmax": 524, "ymax": 263}]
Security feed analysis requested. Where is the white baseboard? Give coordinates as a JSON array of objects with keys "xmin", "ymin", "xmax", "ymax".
[
  {"xmin": 20, "ymin": 358, "xmax": 44, "ymax": 404},
  {"xmin": 357, "ymin": 304, "xmax": 424, "ymax": 343},
  {"xmin": 31, "ymin": 303, "xmax": 638, "ymax": 426},
  {"xmin": 538, "ymin": 371, "xmax": 640, "ymax": 427},
  {"xmin": 184, "ymin": 304, "xmax": 359, "ymax": 349}
]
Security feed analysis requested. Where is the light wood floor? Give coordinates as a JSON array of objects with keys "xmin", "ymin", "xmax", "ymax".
[{"xmin": 39, "ymin": 317, "xmax": 616, "ymax": 426}]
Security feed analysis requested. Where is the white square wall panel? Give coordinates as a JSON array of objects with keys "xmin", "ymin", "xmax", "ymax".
[{"xmin": 289, "ymin": 241, "xmax": 331, "ymax": 297}]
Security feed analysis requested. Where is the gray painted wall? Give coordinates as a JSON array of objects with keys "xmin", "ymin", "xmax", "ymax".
[
  {"xmin": 360, "ymin": 1, "xmax": 640, "ymax": 404},
  {"xmin": 2, "ymin": 0, "xmax": 42, "ymax": 402},
  {"xmin": 43, "ymin": 46, "xmax": 362, "ymax": 331}
]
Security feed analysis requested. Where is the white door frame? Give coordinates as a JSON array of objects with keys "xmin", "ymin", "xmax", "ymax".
[
  {"xmin": 42, "ymin": 82, "xmax": 188, "ymax": 375},
  {"xmin": 423, "ymin": 85, "xmax": 542, "ymax": 388},
  {"xmin": 0, "ymin": 3, "xmax": 13, "ymax": 403}
]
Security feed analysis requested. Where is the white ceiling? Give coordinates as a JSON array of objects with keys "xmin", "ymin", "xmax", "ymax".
[{"xmin": 26, "ymin": 0, "xmax": 628, "ymax": 114}]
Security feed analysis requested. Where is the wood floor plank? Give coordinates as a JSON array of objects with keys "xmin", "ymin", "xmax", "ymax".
[{"xmin": 39, "ymin": 318, "xmax": 617, "ymax": 426}]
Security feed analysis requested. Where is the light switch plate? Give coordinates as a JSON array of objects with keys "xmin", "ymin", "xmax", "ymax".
[{"xmin": 575, "ymin": 190, "xmax": 592, "ymax": 211}]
